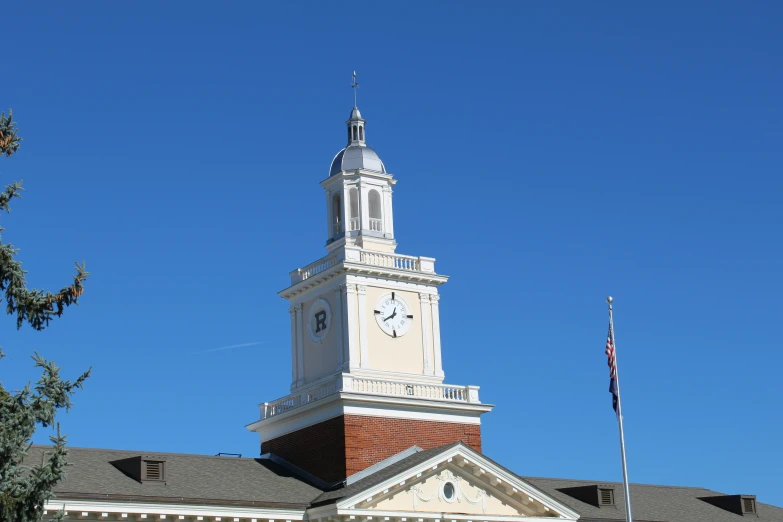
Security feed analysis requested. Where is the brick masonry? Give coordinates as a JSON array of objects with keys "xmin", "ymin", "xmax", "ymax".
[{"xmin": 261, "ymin": 414, "xmax": 481, "ymax": 483}]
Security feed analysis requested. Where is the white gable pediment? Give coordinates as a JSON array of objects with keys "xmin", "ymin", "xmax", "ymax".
[
  {"xmin": 333, "ymin": 445, "xmax": 579, "ymax": 521},
  {"xmin": 370, "ymin": 466, "xmax": 526, "ymax": 516}
]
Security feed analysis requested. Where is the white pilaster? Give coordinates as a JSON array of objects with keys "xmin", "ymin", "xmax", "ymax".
[
  {"xmin": 334, "ymin": 284, "xmax": 345, "ymax": 371},
  {"xmin": 419, "ymin": 293, "xmax": 434, "ymax": 376},
  {"xmin": 294, "ymin": 304, "xmax": 305, "ymax": 387},
  {"xmin": 359, "ymin": 180, "xmax": 370, "ymax": 232},
  {"xmin": 345, "ymin": 283, "xmax": 360, "ymax": 370},
  {"xmin": 358, "ymin": 284, "xmax": 370, "ymax": 369},
  {"xmin": 430, "ymin": 294, "xmax": 444, "ymax": 378},
  {"xmin": 289, "ymin": 306, "xmax": 299, "ymax": 389},
  {"xmin": 383, "ymin": 185, "xmax": 394, "ymax": 239},
  {"xmin": 325, "ymin": 189, "xmax": 332, "ymax": 240}
]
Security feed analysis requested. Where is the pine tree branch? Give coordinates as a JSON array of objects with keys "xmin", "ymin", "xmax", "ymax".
[{"xmin": 0, "ymin": 110, "xmax": 22, "ymax": 158}]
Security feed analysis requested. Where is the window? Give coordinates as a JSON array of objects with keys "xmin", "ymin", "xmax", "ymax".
[
  {"xmin": 443, "ymin": 481, "xmax": 456, "ymax": 502},
  {"xmin": 742, "ymin": 497, "xmax": 756, "ymax": 515},
  {"xmin": 368, "ymin": 189, "xmax": 382, "ymax": 232},
  {"xmin": 352, "ymin": 125, "xmax": 358, "ymax": 141},
  {"xmin": 359, "ymin": 125, "xmax": 364, "ymax": 141},
  {"xmin": 332, "ymin": 193, "xmax": 342, "ymax": 235}
]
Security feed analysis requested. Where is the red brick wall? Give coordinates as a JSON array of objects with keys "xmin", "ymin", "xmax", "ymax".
[
  {"xmin": 261, "ymin": 415, "xmax": 347, "ymax": 483},
  {"xmin": 261, "ymin": 414, "xmax": 481, "ymax": 483}
]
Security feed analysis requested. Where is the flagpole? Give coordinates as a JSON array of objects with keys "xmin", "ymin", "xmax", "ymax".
[{"xmin": 607, "ymin": 296, "xmax": 633, "ymax": 522}]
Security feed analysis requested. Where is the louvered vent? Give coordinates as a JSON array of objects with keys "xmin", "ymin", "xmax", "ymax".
[
  {"xmin": 145, "ymin": 461, "xmax": 162, "ymax": 480},
  {"xmin": 742, "ymin": 497, "xmax": 756, "ymax": 514},
  {"xmin": 599, "ymin": 488, "xmax": 615, "ymax": 506},
  {"xmin": 141, "ymin": 458, "xmax": 166, "ymax": 482}
]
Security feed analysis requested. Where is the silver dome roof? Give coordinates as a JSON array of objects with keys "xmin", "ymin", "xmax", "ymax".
[{"xmin": 330, "ymin": 145, "xmax": 386, "ymax": 176}]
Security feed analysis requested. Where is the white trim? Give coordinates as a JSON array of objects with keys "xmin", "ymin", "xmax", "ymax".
[
  {"xmin": 43, "ymin": 500, "xmax": 305, "ymax": 521},
  {"xmin": 330, "ymin": 510, "xmax": 570, "ymax": 522},
  {"xmin": 247, "ymin": 394, "xmax": 492, "ymax": 441}
]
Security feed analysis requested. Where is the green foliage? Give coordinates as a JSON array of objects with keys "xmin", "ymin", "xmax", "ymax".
[
  {"xmin": 0, "ymin": 111, "xmax": 22, "ymax": 158},
  {"xmin": 0, "ymin": 109, "xmax": 90, "ymax": 522}
]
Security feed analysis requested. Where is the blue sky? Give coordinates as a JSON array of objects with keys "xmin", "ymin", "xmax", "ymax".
[{"xmin": 3, "ymin": 1, "xmax": 782, "ymax": 507}]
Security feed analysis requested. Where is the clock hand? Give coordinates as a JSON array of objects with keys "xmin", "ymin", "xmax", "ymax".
[{"xmin": 383, "ymin": 307, "xmax": 397, "ymax": 322}]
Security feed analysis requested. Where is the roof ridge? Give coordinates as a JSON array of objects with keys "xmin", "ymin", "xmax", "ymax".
[
  {"xmin": 523, "ymin": 475, "xmax": 716, "ymax": 491},
  {"xmin": 30, "ymin": 444, "xmax": 254, "ymax": 461}
]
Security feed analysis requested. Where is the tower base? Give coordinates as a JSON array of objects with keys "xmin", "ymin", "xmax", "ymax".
[{"xmin": 261, "ymin": 414, "xmax": 482, "ymax": 483}]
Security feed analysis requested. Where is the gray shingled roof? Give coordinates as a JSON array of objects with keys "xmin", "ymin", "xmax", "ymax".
[
  {"xmin": 29, "ymin": 446, "xmax": 323, "ymax": 508},
  {"xmin": 30, "ymin": 443, "xmax": 783, "ymax": 522},
  {"xmin": 523, "ymin": 477, "xmax": 783, "ymax": 522},
  {"xmin": 312, "ymin": 442, "xmax": 783, "ymax": 522}
]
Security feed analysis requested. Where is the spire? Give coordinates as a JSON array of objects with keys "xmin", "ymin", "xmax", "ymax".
[
  {"xmin": 347, "ymin": 71, "xmax": 366, "ymax": 146},
  {"xmin": 351, "ymin": 71, "xmax": 359, "ymax": 108}
]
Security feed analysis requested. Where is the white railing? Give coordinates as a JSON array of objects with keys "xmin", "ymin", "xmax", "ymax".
[
  {"xmin": 348, "ymin": 377, "xmax": 471, "ymax": 402},
  {"xmin": 293, "ymin": 253, "xmax": 340, "ymax": 284},
  {"xmin": 349, "ymin": 217, "xmax": 360, "ymax": 231},
  {"xmin": 369, "ymin": 218, "xmax": 383, "ymax": 232},
  {"xmin": 260, "ymin": 375, "xmax": 479, "ymax": 420},
  {"xmin": 290, "ymin": 249, "xmax": 436, "ymax": 285},
  {"xmin": 360, "ymin": 251, "xmax": 420, "ymax": 271}
]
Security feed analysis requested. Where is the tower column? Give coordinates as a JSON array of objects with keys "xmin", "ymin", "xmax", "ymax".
[
  {"xmin": 431, "ymin": 294, "xmax": 444, "ymax": 378},
  {"xmin": 334, "ymin": 284, "xmax": 345, "ymax": 371},
  {"xmin": 289, "ymin": 306, "xmax": 299, "ymax": 389},
  {"xmin": 419, "ymin": 293, "xmax": 434, "ymax": 376},
  {"xmin": 358, "ymin": 284, "xmax": 370, "ymax": 369},
  {"xmin": 345, "ymin": 283, "xmax": 360, "ymax": 370},
  {"xmin": 295, "ymin": 304, "xmax": 305, "ymax": 387},
  {"xmin": 383, "ymin": 185, "xmax": 394, "ymax": 239}
]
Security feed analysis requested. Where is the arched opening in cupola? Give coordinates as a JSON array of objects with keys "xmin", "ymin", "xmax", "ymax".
[
  {"xmin": 332, "ymin": 193, "xmax": 342, "ymax": 236},
  {"xmin": 368, "ymin": 189, "xmax": 382, "ymax": 232},
  {"xmin": 349, "ymin": 188, "xmax": 359, "ymax": 230}
]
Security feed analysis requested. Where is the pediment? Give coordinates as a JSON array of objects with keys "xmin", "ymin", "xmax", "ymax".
[{"xmin": 336, "ymin": 445, "xmax": 579, "ymax": 520}]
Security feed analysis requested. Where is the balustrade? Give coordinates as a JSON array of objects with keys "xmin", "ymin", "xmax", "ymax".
[
  {"xmin": 261, "ymin": 375, "xmax": 475, "ymax": 419},
  {"xmin": 369, "ymin": 218, "xmax": 383, "ymax": 232}
]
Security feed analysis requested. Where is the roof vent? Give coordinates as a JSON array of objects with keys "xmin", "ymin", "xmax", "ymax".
[
  {"xmin": 111, "ymin": 455, "xmax": 167, "ymax": 484},
  {"xmin": 699, "ymin": 494, "xmax": 758, "ymax": 516},
  {"xmin": 558, "ymin": 485, "xmax": 617, "ymax": 508},
  {"xmin": 142, "ymin": 458, "xmax": 165, "ymax": 482},
  {"xmin": 599, "ymin": 487, "xmax": 615, "ymax": 506}
]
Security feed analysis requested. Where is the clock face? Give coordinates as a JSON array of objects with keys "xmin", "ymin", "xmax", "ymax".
[
  {"xmin": 374, "ymin": 292, "xmax": 413, "ymax": 338},
  {"xmin": 308, "ymin": 298, "xmax": 331, "ymax": 344}
]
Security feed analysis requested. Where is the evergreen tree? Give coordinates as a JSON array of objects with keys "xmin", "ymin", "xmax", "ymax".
[{"xmin": 0, "ymin": 109, "xmax": 90, "ymax": 522}]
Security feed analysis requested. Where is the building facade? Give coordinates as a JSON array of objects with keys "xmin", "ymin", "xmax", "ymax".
[{"xmin": 39, "ymin": 96, "xmax": 781, "ymax": 522}]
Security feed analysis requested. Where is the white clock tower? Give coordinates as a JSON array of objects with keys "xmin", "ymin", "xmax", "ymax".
[{"xmin": 248, "ymin": 83, "xmax": 492, "ymax": 483}]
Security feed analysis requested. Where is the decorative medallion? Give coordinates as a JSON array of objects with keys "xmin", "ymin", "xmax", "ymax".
[{"xmin": 307, "ymin": 298, "xmax": 332, "ymax": 344}]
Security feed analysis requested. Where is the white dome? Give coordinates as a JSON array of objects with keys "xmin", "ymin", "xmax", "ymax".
[{"xmin": 330, "ymin": 145, "xmax": 386, "ymax": 176}]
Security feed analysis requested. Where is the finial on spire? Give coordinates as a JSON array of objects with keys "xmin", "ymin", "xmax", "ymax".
[{"xmin": 351, "ymin": 71, "xmax": 359, "ymax": 108}]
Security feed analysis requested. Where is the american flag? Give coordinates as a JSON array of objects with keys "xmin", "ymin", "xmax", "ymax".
[{"xmin": 606, "ymin": 326, "xmax": 619, "ymax": 415}]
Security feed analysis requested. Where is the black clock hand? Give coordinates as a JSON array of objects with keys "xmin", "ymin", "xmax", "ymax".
[{"xmin": 384, "ymin": 307, "xmax": 397, "ymax": 322}]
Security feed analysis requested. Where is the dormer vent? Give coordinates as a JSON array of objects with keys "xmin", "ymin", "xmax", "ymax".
[
  {"xmin": 599, "ymin": 487, "xmax": 615, "ymax": 506},
  {"xmin": 111, "ymin": 455, "xmax": 167, "ymax": 484},
  {"xmin": 557, "ymin": 485, "xmax": 617, "ymax": 508},
  {"xmin": 143, "ymin": 458, "xmax": 165, "ymax": 481},
  {"xmin": 699, "ymin": 494, "xmax": 758, "ymax": 516}
]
